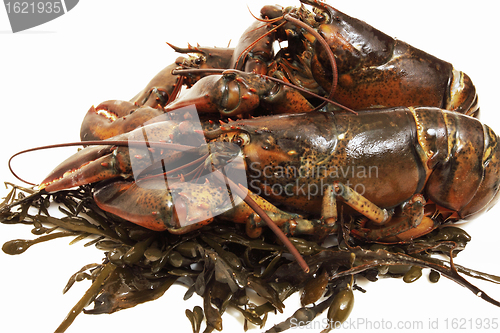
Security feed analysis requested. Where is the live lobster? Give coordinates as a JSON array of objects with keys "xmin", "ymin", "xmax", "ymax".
[{"xmin": 82, "ymin": 0, "xmax": 479, "ymax": 143}]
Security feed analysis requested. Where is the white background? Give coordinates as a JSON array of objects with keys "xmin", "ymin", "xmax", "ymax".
[{"xmin": 0, "ymin": 1, "xmax": 499, "ymax": 332}]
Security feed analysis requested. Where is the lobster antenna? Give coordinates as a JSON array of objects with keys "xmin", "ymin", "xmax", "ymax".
[
  {"xmin": 8, "ymin": 140, "xmax": 198, "ymax": 186},
  {"xmin": 283, "ymin": 14, "xmax": 339, "ymax": 112},
  {"xmin": 262, "ymin": 74, "xmax": 356, "ymax": 114},
  {"xmin": 171, "ymin": 10, "xmax": 355, "ymax": 114},
  {"xmin": 166, "ymin": 75, "xmax": 184, "ymax": 105},
  {"xmin": 233, "ymin": 20, "xmax": 287, "ymax": 71},
  {"xmin": 212, "ymin": 169, "xmax": 310, "ymax": 273},
  {"xmin": 246, "ymin": 4, "xmax": 285, "ymax": 24},
  {"xmin": 172, "ymin": 68, "xmax": 225, "ymax": 76}
]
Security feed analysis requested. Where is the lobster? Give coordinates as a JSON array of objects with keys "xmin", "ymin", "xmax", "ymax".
[
  {"xmin": 82, "ymin": 0, "xmax": 479, "ymax": 144},
  {"xmin": 38, "ymin": 107, "xmax": 500, "ymax": 244}
]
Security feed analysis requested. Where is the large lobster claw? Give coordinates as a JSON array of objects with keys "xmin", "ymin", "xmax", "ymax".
[
  {"xmin": 80, "ymin": 102, "xmax": 166, "ymax": 141},
  {"xmin": 40, "ymin": 118, "xmax": 205, "ymax": 193},
  {"xmin": 92, "ymin": 178, "xmax": 241, "ymax": 232}
]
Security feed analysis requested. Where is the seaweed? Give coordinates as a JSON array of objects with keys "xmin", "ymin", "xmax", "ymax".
[{"xmin": 1, "ymin": 183, "xmax": 499, "ymax": 332}]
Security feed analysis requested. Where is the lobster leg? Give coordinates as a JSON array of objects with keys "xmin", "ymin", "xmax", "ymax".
[
  {"xmin": 221, "ymin": 191, "xmax": 305, "ymax": 238},
  {"xmin": 245, "ymin": 210, "xmax": 337, "ymax": 237},
  {"xmin": 249, "ymin": 186, "xmax": 434, "ymax": 241},
  {"xmin": 258, "ymin": 182, "xmax": 427, "ymax": 241},
  {"xmin": 326, "ymin": 182, "xmax": 438, "ymax": 243},
  {"xmin": 329, "ymin": 182, "xmax": 390, "ymax": 225},
  {"xmin": 353, "ymin": 216, "xmax": 440, "ymax": 243},
  {"xmin": 237, "ymin": 189, "xmax": 338, "ymax": 237}
]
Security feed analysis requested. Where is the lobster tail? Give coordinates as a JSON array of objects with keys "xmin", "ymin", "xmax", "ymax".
[
  {"xmin": 458, "ymin": 125, "xmax": 500, "ymax": 217},
  {"xmin": 422, "ymin": 110, "xmax": 500, "ymax": 217},
  {"xmin": 444, "ymin": 70, "xmax": 479, "ymax": 117}
]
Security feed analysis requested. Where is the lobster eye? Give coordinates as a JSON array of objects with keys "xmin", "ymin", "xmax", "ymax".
[
  {"xmin": 314, "ymin": 9, "xmax": 330, "ymax": 23},
  {"xmin": 232, "ymin": 133, "xmax": 250, "ymax": 147},
  {"xmin": 314, "ymin": 13, "xmax": 325, "ymax": 22}
]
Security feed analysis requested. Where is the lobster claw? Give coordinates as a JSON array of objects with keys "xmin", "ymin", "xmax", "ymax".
[
  {"xmin": 40, "ymin": 119, "xmax": 205, "ymax": 193},
  {"xmin": 39, "ymin": 143, "xmax": 126, "ymax": 193},
  {"xmin": 80, "ymin": 101, "xmax": 166, "ymax": 141},
  {"xmin": 93, "ymin": 178, "xmax": 241, "ymax": 233}
]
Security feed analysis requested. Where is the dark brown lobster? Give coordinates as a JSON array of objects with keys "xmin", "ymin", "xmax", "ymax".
[
  {"xmin": 39, "ymin": 107, "xmax": 500, "ymax": 243},
  {"xmin": 81, "ymin": 0, "xmax": 478, "ymax": 143}
]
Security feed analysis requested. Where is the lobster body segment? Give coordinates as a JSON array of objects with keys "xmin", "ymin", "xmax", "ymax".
[{"xmin": 414, "ymin": 108, "xmax": 500, "ymax": 216}]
